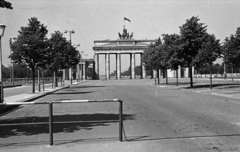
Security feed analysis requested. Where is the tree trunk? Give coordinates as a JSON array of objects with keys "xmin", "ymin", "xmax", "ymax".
[
  {"xmin": 176, "ymin": 68, "xmax": 178, "ymax": 86},
  {"xmin": 31, "ymin": 67, "xmax": 35, "ymax": 93},
  {"xmin": 54, "ymin": 70, "xmax": 58, "ymax": 87},
  {"xmin": 157, "ymin": 69, "xmax": 160, "ymax": 84},
  {"xmin": 52, "ymin": 72, "xmax": 54, "ymax": 88},
  {"xmin": 42, "ymin": 69, "xmax": 45, "ymax": 91},
  {"xmin": 189, "ymin": 64, "xmax": 193, "ymax": 88},
  {"xmin": 53, "ymin": 71, "xmax": 56, "ymax": 88},
  {"xmin": 165, "ymin": 69, "xmax": 168, "ymax": 85},
  {"xmin": 210, "ymin": 64, "xmax": 212, "ymax": 89},
  {"xmin": 38, "ymin": 69, "xmax": 41, "ymax": 92},
  {"xmin": 232, "ymin": 66, "xmax": 234, "ymax": 82}
]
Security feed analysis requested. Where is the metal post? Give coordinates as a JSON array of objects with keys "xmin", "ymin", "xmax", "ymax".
[
  {"xmin": 38, "ymin": 69, "xmax": 41, "ymax": 92},
  {"xmin": 61, "ymin": 76, "xmax": 63, "ymax": 86},
  {"xmin": 42, "ymin": 70, "xmax": 45, "ymax": 91},
  {"xmin": 49, "ymin": 102, "xmax": 53, "ymax": 146},
  {"xmin": 119, "ymin": 101, "xmax": 123, "ymax": 142},
  {"xmin": 0, "ymin": 37, "xmax": 3, "ymax": 102}
]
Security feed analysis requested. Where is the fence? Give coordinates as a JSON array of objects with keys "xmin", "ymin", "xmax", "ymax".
[
  {"xmin": 0, "ymin": 99, "xmax": 123, "ymax": 146},
  {"xmin": 3, "ymin": 77, "xmax": 59, "ymax": 83}
]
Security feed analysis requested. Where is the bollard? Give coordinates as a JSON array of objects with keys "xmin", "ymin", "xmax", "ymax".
[
  {"xmin": 49, "ymin": 102, "xmax": 53, "ymax": 146},
  {"xmin": 119, "ymin": 101, "xmax": 123, "ymax": 142}
]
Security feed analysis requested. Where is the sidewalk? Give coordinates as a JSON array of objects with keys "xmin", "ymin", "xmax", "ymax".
[
  {"xmin": 155, "ymin": 78, "xmax": 240, "ymax": 100},
  {"xmin": 0, "ymin": 80, "xmax": 80, "ymax": 113}
]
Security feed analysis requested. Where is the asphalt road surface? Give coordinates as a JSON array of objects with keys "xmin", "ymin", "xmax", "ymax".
[{"xmin": 0, "ymin": 79, "xmax": 239, "ymax": 152}]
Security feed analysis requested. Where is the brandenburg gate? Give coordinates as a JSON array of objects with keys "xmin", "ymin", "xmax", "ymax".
[{"xmin": 93, "ymin": 27, "xmax": 156, "ymax": 79}]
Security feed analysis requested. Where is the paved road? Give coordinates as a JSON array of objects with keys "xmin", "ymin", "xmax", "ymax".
[{"xmin": 0, "ymin": 79, "xmax": 239, "ymax": 152}]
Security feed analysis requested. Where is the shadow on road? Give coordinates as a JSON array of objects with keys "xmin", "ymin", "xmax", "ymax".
[
  {"xmin": 71, "ymin": 85, "xmax": 105, "ymax": 89},
  {"xmin": 0, "ymin": 113, "xmax": 135, "ymax": 138},
  {"xmin": 0, "ymin": 135, "xmax": 147, "ymax": 147}
]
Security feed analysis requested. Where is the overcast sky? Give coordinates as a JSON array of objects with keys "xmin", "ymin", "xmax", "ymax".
[{"xmin": 1, "ymin": 0, "xmax": 240, "ymax": 73}]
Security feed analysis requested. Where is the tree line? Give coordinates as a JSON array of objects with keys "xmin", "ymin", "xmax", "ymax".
[
  {"xmin": 142, "ymin": 16, "xmax": 240, "ymax": 88},
  {"xmin": 9, "ymin": 17, "xmax": 80, "ymax": 93}
]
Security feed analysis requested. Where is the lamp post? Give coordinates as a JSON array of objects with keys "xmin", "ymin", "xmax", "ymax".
[
  {"xmin": 80, "ymin": 51, "xmax": 84, "ymax": 58},
  {"xmin": 64, "ymin": 30, "xmax": 75, "ymax": 84},
  {"xmin": 64, "ymin": 30, "xmax": 74, "ymax": 43},
  {"xmin": 74, "ymin": 44, "xmax": 80, "ymax": 82},
  {"xmin": 9, "ymin": 38, "xmax": 14, "ymax": 84},
  {"xmin": 84, "ymin": 54, "xmax": 88, "ymax": 59},
  {"xmin": 0, "ymin": 24, "xmax": 6, "ymax": 103}
]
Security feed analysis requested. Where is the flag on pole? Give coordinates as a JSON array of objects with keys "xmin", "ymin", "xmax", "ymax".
[{"xmin": 124, "ymin": 17, "xmax": 131, "ymax": 23}]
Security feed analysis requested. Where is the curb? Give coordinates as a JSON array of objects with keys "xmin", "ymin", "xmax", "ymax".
[
  {"xmin": 18, "ymin": 85, "xmax": 70, "ymax": 103},
  {"xmin": 0, "ymin": 85, "xmax": 70, "ymax": 115},
  {"xmin": 3, "ymin": 84, "xmax": 22, "ymax": 88}
]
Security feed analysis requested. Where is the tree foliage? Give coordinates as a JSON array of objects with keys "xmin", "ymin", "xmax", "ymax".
[
  {"xmin": 223, "ymin": 27, "xmax": 240, "ymax": 69},
  {"xmin": 48, "ymin": 31, "xmax": 80, "ymax": 72},
  {"xmin": 142, "ymin": 38, "xmax": 164, "ymax": 71},
  {"xmin": 0, "ymin": 0, "xmax": 13, "ymax": 9},
  {"xmin": 197, "ymin": 34, "xmax": 221, "ymax": 66},
  {"xmin": 162, "ymin": 34, "xmax": 183, "ymax": 70}
]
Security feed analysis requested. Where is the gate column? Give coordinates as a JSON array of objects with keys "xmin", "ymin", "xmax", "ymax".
[
  {"xmin": 105, "ymin": 53, "xmax": 110, "ymax": 79},
  {"xmin": 94, "ymin": 54, "xmax": 99, "ymax": 80},
  {"xmin": 116, "ymin": 53, "xmax": 121, "ymax": 79},
  {"xmin": 83, "ymin": 63, "xmax": 86, "ymax": 80},
  {"xmin": 79, "ymin": 64, "xmax": 82, "ymax": 81},
  {"xmin": 130, "ymin": 53, "xmax": 135, "ymax": 79}
]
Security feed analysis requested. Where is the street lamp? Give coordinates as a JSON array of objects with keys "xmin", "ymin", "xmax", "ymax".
[
  {"xmin": 74, "ymin": 44, "xmax": 80, "ymax": 49},
  {"xmin": 64, "ymin": 30, "xmax": 74, "ymax": 43},
  {"xmin": 0, "ymin": 24, "xmax": 6, "ymax": 103},
  {"xmin": 80, "ymin": 51, "xmax": 84, "ymax": 58},
  {"xmin": 10, "ymin": 39, "xmax": 14, "ymax": 84},
  {"xmin": 74, "ymin": 44, "xmax": 81, "ymax": 82},
  {"xmin": 64, "ymin": 30, "xmax": 75, "ymax": 84},
  {"xmin": 84, "ymin": 54, "xmax": 88, "ymax": 59}
]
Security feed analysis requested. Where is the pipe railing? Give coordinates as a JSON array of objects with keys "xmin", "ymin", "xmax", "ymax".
[{"xmin": 0, "ymin": 99, "xmax": 123, "ymax": 146}]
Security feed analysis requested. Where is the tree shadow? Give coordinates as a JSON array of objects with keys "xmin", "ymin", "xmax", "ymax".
[
  {"xmin": 0, "ymin": 113, "xmax": 135, "ymax": 138},
  {"xmin": 127, "ymin": 134, "xmax": 240, "ymax": 142},
  {"xmin": 0, "ymin": 135, "xmax": 148, "ymax": 147}
]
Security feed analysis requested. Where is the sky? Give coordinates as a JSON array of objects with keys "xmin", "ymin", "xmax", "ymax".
[{"xmin": 0, "ymin": 0, "xmax": 240, "ymax": 73}]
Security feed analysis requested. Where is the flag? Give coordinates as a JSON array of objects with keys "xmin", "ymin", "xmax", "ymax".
[{"xmin": 124, "ymin": 17, "xmax": 131, "ymax": 23}]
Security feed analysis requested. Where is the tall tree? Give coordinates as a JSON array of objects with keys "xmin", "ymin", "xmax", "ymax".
[
  {"xmin": 142, "ymin": 38, "xmax": 164, "ymax": 84},
  {"xmin": 48, "ymin": 31, "xmax": 80, "ymax": 87},
  {"xmin": 222, "ymin": 27, "xmax": 240, "ymax": 81},
  {"xmin": 197, "ymin": 34, "xmax": 221, "ymax": 89},
  {"xmin": 179, "ymin": 16, "xmax": 208, "ymax": 87},
  {"xmin": 0, "ymin": 0, "xmax": 13, "ymax": 9},
  {"xmin": 9, "ymin": 17, "xmax": 49, "ymax": 93},
  {"xmin": 162, "ymin": 33, "xmax": 183, "ymax": 85}
]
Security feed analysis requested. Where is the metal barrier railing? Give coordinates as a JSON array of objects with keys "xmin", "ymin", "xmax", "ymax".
[{"xmin": 0, "ymin": 99, "xmax": 123, "ymax": 146}]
